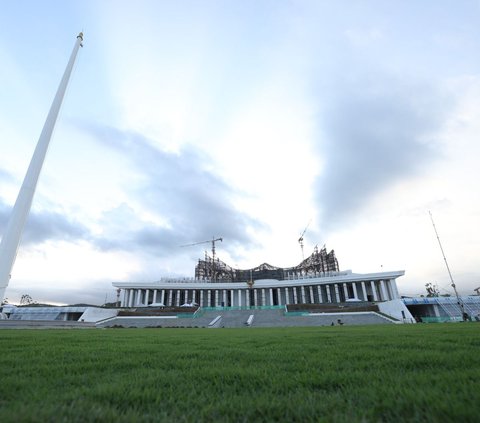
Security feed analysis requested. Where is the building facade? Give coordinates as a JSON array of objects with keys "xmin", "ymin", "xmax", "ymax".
[{"xmin": 113, "ymin": 269, "xmax": 404, "ymax": 308}]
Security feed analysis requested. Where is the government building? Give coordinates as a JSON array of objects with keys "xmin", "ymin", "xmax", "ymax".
[{"xmin": 113, "ymin": 246, "xmax": 407, "ymax": 314}]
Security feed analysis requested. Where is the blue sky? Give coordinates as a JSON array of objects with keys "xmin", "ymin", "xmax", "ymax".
[{"xmin": 1, "ymin": 1, "xmax": 480, "ymax": 304}]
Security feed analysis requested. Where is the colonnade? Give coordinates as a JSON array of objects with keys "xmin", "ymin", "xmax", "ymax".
[{"xmin": 120, "ymin": 279, "xmax": 400, "ymax": 307}]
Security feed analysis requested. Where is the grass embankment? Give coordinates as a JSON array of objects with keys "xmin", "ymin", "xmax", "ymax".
[{"xmin": 0, "ymin": 324, "xmax": 479, "ymax": 422}]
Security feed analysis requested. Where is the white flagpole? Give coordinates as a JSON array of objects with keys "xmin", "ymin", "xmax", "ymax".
[{"xmin": 0, "ymin": 33, "xmax": 84, "ymax": 303}]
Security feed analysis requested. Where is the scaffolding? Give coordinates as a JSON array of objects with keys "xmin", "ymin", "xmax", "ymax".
[{"xmin": 195, "ymin": 245, "xmax": 340, "ymax": 283}]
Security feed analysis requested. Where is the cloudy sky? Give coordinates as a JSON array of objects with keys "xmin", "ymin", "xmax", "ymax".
[{"xmin": 1, "ymin": 1, "xmax": 479, "ymax": 304}]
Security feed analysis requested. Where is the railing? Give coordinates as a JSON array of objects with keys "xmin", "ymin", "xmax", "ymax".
[
  {"xmin": 420, "ymin": 316, "xmax": 463, "ymax": 323},
  {"xmin": 284, "ymin": 311, "xmax": 307, "ymax": 317},
  {"xmin": 176, "ymin": 308, "xmax": 203, "ymax": 318},
  {"xmin": 200, "ymin": 305, "xmax": 284, "ymax": 312},
  {"xmin": 208, "ymin": 316, "xmax": 222, "ymax": 327}
]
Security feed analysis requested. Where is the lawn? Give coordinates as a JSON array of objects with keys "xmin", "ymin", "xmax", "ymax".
[{"xmin": 0, "ymin": 324, "xmax": 479, "ymax": 422}]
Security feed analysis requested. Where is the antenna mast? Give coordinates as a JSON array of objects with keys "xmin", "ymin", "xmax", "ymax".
[{"xmin": 429, "ymin": 211, "xmax": 467, "ymax": 321}]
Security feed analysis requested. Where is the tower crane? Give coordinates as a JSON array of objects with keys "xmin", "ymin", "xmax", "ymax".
[
  {"xmin": 180, "ymin": 237, "xmax": 223, "ymax": 281},
  {"xmin": 298, "ymin": 220, "xmax": 311, "ymax": 261}
]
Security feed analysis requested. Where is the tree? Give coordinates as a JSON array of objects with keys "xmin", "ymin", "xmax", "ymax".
[
  {"xmin": 20, "ymin": 294, "xmax": 34, "ymax": 306},
  {"xmin": 425, "ymin": 283, "xmax": 439, "ymax": 297}
]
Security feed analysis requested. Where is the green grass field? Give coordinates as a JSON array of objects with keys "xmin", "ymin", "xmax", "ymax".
[{"xmin": 0, "ymin": 324, "xmax": 479, "ymax": 422}]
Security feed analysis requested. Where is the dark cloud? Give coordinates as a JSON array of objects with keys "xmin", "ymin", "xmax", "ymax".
[
  {"xmin": 0, "ymin": 200, "xmax": 89, "ymax": 246},
  {"xmin": 313, "ymin": 75, "xmax": 451, "ymax": 232},
  {"xmin": 91, "ymin": 203, "xmax": 181, "ymax": 255},
  {"xmin": 81, "ymin": 124, "xmax": 264, "ymax": 259}
]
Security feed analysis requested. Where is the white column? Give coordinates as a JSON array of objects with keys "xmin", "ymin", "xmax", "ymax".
[
  {"xmin": 341, "ymin": 283, "xmax": 348, "ymax": 300},
  {"xmin": 334, "ymin": 284, "xmax": 340, "ymax": 302},
  {"xmin": 385, "ymin": 280, "xmax": 393, "ymax": 300},
  {"xmin": 361, "ymin": 282, "xmax": 368, "ymax": 301},
  {"xmin": 161, "ymin": 289, "xmax": 166, "ymax": 305},
  {"xmin": 301, "ymin": 286, "xmax": 306, "ymax": 303},
  {"xmin": 309, "ymin": 286, "xmax": 314, "ymax": 303},
  {"xmin": 176, "ymin": 290, "xmax": 180, "ymax": 306},
  {"xmin": 238, "ymin": 290, "xmax": 242, "ymax": 307},
  {"xmin": 254, "ymin": 289, "xmax": 258, "ymax": 306},
  {"xmin": 380, "ymin": 280, "xmax": 388, "ymax": 301},
  {"xmin": 184, "ymin": 289, "xmax": 188, "ymax": 304},
  {"xmin": 215, "ymin": 290, "xmax": 219, "ymax": 307},
  {"xmin": 352, "ymin": 282, "xmax": 358, "ymax": 300},
  {"xmin": 293, "ymin": 287, "xmax": 298, "ymax": 304},
  {"xmin": 385, "ymin": 280, "xmax": 392, "ymax": 300},
  {"xmin": 168, "ymin": 290, "xmax": 172, "ymax": 306},
  {"xmin": 390, "ymin": 279, "xmax": 400, "ymax": 299},
  {"xmin": 223, "ymin": 290, "xmax": 227, "ymax": 307},
  {"xmin": 277, "ymin": 288, "xmax": 282, "ymax": 305},
  {"xmin": 317, "ymin": 286, "xmax": 323, "ymax": 303},
  {"xmin": 145, "ymin": 289, "xmax": 150, "ymax": 306},
  {"xmin": 390, "ymin": 281, "xmax": 396, "ymax": 299},
  {"xmin": 285, "ymin": 287, "xmax": 290, "ymax": 304},
  {"xmin": 0, "ymin": 34, "xmax": 84, "ymax": 303},
  {"xmin": 200, "ymin": 290, "xmax": 204, "ymax": 307},
  {"xmin": 153, "ymin": 289, "xmax": 158, "ymax": 304},
  {"xmin": 370, "ymin": 281, "xmax": 378, "ymax": 301},
  {"xmin": 207, "ymin": 290, "xmax": 211, "ymax": 307},
  {"xmin": 230, "ymin": 290, "xmax": 234, "ymax": 307},
  {"xmin": 326, "ymin": 285, "xmax": 332, "ymax": 302},
  {"xmin": 192, "ymin": 290, "xmax": 197, "ymax": 304},
  {"xmin": 261, "ymin": 289, "xmax": 266, "ymax": 306},
  {"xmin": 269, "ymin": 288, "xmax": 274, "ymax": 306}
]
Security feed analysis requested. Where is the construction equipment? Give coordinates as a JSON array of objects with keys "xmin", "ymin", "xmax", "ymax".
[
  {"xmin": 298, "ymin": 220, "xmax": 311, "ymax": 260},
  {"xmin": 181, "ymin": 237, "xmax": 223, "ymax": 281}
]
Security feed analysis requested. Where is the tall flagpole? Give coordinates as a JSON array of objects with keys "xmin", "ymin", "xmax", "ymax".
[
  {"xmin": 0, "ymin": 33, "xmax": 84, "ymax": 303},
  {"xmin": 428, "ymin": 211, "xmax": 467, "ymax": 321}
]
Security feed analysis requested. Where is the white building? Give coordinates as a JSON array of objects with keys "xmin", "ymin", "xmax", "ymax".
[
  {"xmin": 113, "ymin": 269, "xmax": 404, "ymax": 309},
  {"xmin": 113, "ymin": 246, "xmax": 406, "ymax": 315}
]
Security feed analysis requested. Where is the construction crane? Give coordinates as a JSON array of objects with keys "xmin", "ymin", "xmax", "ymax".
[
  {"xmin": 298, "ymin": 220, "xmax": 311, "ymax": 260},
  {"xmin": 181, "ymin": 237, "xmax": 223, "ymax": 281}
]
